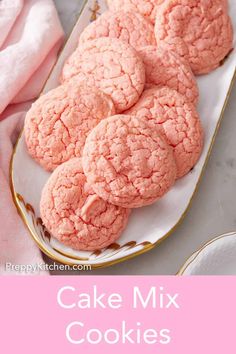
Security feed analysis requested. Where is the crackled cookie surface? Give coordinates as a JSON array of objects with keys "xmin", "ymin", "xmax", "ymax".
[
  {"xmin": 24, "ymin": 80, "xmax": 115, "ymax": 172},
  {"xmin": 61, "ymin": 38, "xmax": 145, "ymax": 112},
  {"xmin": 126, "ymin": 87, "xmax": 204, "ymax": 178},
  {"xmin": 154, "ymin": 0, "xmax": 233, "ymax": 74},
  {"xmin": 82, "ymin": 115, "xmax": 177, "ymax": 208},
  {"xmin": 138, "ymin": 46, "xmax": 198, "ymax": 105},
  {"xmin": 40, "ymin": 158, "xmax": 130, "ymax": 251},
  {"xmin": 79, "ymin": 10, "xmax": 156, "ymax": 49},
  {"xmin": 107, "ymin": 0, "xmax": 165, "ymax": 24}
]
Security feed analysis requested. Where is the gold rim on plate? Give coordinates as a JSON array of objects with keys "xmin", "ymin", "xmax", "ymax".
[{"xmin": 177, "ymin": 231, "xmax": 236, "ymax": 275}]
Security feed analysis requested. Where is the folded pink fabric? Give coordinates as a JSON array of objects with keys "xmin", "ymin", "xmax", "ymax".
[
  {"xmin": 0, "ymin": 0, "xmax": 64, "ymax": 275},
  {"xmin": 0, "ymin": 0, "xmax": 23, "ymax": 48},
  {"xmin": 0, "ymin": 0, "xmax": 64, "ymax": 115}
]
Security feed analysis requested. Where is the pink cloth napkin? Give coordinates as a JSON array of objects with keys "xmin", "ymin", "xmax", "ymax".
[{"xmin": 0, "ymin": 0, "xmax": 64, "ymax": 275}]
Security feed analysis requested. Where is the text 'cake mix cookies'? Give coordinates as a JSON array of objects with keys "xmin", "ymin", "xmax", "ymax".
[
  {"xmin": 154, "ymin": 0, "xmax": 233, "ymax": 74},
  {"xmin": 126, "ymin": 86, "xmax": 204, "ymax": 178},
  {"xmin": 82, "ymin": 115, "xmax": 177, "ymax": 209},
  {"xmin": 40, "ymin": 158, "xmax": 130, "ymax": 251},
  {"xmin": 138, "ymin": 45, "xmax": 199, "ymax": 105},
  {"xmin": 25, "ymin": 80, "xmax": 115, "ymax": 172},
  {"xmin": 79, "ymin": 10, "xmax": 156, "ymax": 49},
  {"xmin": 107, "ymin": 0, "xmax": 165, "ymax": 24},
  {"xmin": 61, "ymin": 37, "xmax": 145, "ymax": 112}
]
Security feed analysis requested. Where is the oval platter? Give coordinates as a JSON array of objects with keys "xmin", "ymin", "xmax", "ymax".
[{"xmin": 10, "ymin": 0, "xmax": 236, "ymax": 268}]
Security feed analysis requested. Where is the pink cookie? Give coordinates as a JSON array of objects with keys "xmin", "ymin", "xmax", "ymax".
[
  {"xmin": 222, "ymin": 0, "xmax": 228, "ymax": 10},
  {"xmin": 82, "ymin": 115, "xmax": 177, "ymax": 208},
  {"xmin": 126, "ymin": 86, "xmax": 204, "ymax": 178},
  {"xmin": 138, "ymin": 46, "xmax": 198, "ymax": 105},
  {"xmin": 25, "ymin": 80, "xmax": 115, "ymax": 172},
  {"xmin": 40, "ymin": 158, "xmax": 130, "ymax": 251},
  {"xmin": 79, "ymin": 10, "xmax": 156, "ymax": 49},
  {"xmin": 61, "ymin": 38, "xmax": 145, "ymax": 112},
  {"xmin": 154, "ymin": 0, "xmax": 233, "ymax": 75},
  {"xmin": 107, "ymin": 0, "xmax": 165, "ymax": 24}
]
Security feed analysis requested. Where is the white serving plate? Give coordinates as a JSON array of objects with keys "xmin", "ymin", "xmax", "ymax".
[
  {"xmin": 178, "ymin": 232, "xmax": 236, "ymax": 275},
  {"xmin": 10, "ymin": 0, "xmax": 236, "ymax": 268}
]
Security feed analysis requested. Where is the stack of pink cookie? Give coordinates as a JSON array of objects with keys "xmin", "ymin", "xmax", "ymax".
[{"xmin": 24, "ymin": 0, "xmax": 233, "ymax": 252}]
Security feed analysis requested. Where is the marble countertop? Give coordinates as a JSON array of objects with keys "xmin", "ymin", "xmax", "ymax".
[{"xmin": 51, "ymin": 0, "xmax": 236, "ymax": 275}]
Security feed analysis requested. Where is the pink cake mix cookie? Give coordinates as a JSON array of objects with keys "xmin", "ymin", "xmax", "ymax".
[
  {"xmin": 126, "ymin": 86, "xmax": 204, "ymax": 178},
  {"xmin": 222, "ymin": 0, "xmax": 228, "ymax": 10},
  {"xmin": 61, "ymin": 38, "xmax": 145, "ymax": 112},
  {"xmin": 107, "ymin": 0, "xmax": 165, "ymax": 24},
  {"xmin": 40, "ymin": 158, "xmax": 130, "ymax": 251},
  {"xmin": 79, "ymin": 10, "xmax": 156, "ymax": 49},
  {"xmin": 25, "ymin": 80, "xmax": 115, "ymax": 172},
  {"xmin": 82, "ymin": 115, "xmax": 177, "ymax": 208},
  {"xmin": 154, "ymin": 0, "xmax": 233, "ymax": 74},
  {"xmin": 138, "ymin": 46, "xmax": 198, "ymax": 105}
]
